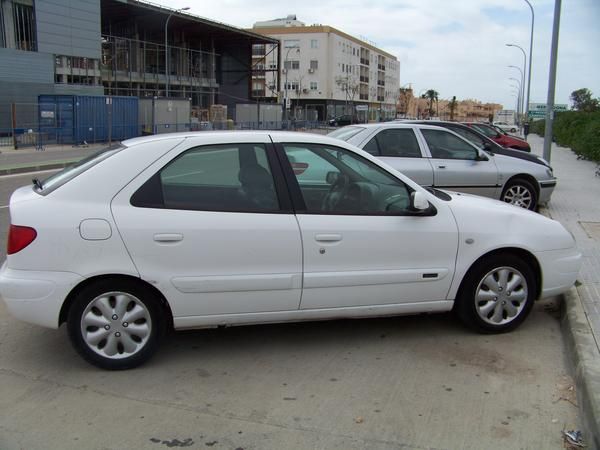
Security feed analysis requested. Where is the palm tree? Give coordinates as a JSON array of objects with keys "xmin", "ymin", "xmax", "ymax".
[{"xmin": 421, "ymin": 89, "xmax": 439, "ymax": 118}]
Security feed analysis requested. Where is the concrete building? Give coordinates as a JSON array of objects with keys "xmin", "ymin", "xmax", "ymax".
[
  {"xmin": 397, "ymin": 87, "xmax": 502, "ymax": 122},
  {"xmin": 251, "ymin": 16, "xmax": 399, "ymax": 122},
  {"xmin": 0, "ymin": 0, "xmax": 277, "ymax": 131}
]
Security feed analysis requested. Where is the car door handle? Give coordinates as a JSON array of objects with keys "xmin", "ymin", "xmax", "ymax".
[
  {"xmin": 315, "ymin": 233, "xmax": 342, "ymax": 242},
  {"xmin": 153, "ymin": 233, "xmax": 183, "ymax": 243},
  {"xmin": 438, "ymin": 165, "xmax": 446, "ymax": 169}
]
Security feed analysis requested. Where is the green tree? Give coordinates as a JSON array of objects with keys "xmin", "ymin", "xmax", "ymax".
[
  {"xmin": 421, "ymin": 89, "xmax": 439, "ymax": 117},
  {"xmin": 570, "ymin": 88, "xmax": 599, "ymax": 112}
]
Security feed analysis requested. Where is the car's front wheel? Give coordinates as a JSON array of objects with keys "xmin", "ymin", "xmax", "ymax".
[
  {"xmin": 455, "ymin": 253, "xmax": 536, "ymax": 333},
  {"xmin": 67, "ymin": 279, "xmax": 163, "ymax": 370},
  {"xmin": 501, "ymin": 178, "xmax": 537, "ymax": 210}
]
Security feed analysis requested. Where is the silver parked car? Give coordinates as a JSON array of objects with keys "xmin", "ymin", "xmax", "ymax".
[{"xmin": 329, "ymin": 123, "xmax": 556, "ymax": 210}]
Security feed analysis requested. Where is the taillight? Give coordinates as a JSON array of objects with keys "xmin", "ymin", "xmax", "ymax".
[{"xmin": 7, "ymin": 225, "xmax": 37, "ymax": 255}]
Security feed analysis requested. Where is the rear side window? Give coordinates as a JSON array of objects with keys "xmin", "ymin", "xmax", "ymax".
[
  {"xmin": 372, "ymin": 129, "xmax": 421, "ymax": 158},
  {"xmin": 131, "ymin": 144, "xmax": 280, "ymax": 212},
  {"xmin": 38, "ymin": 144, "xmax": 125, "ymax": 195}
]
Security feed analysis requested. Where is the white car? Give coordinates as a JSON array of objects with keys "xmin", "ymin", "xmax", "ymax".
[
  {"xmin": 0, "ymin": 132, "xmax": 581, "ymax": 369},
  {"xmin": 493, "ymin": 122, "xmax": 518, "ymax": 133}
]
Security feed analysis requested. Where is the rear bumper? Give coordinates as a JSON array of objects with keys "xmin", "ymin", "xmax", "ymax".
[
  {"xmin": 535, "ymin": 247, "xmax": 582, "ymax": 298},
  {"xmin": 0, "ymin": 263, "xmax": 83, "ymax": 329}
]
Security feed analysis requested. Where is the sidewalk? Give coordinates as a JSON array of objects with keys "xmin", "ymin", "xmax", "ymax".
[{"xmin": 528, "ymin": 133, "xmax": 600, "ymax": 447}]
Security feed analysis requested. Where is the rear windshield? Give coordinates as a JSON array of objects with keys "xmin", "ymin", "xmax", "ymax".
[
  {"xmin": 38, "ymin": 144, "xmax": 125, "ymax": 195},
  {"xmin": 328, "ymin": 126, "xmax": 365, "ymax": 141}
]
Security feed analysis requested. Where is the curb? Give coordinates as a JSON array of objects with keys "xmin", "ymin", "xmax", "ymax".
[
  {"xmin": 561, "ymin": 287, "xmax": 600, "ymax": 449},
  {"xmin": 0, "ymin": 161, "xmax": 76, "ymax": 176}
]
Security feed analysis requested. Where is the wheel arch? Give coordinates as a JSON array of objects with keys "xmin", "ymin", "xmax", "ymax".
[
  {"xmin": 59, "ymin": 274, "xmax": 174, "ymax": 329},
  {"xmin": 503, "ymin": 173, "xmax": 540, "ymax": 200},
  {"xmin": 457, "ymin": 247, "xmax": 542, "ymax": 302}
]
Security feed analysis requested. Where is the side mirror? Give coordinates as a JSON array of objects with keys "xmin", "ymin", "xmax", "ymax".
[
  {"xmin": 410, "ymin": 191, "xmax": 429, "ymax": 211},
  {"xmin": 475, "ymin": 151, "xmax": 489, "ymax": 161},
  {"xmin": 483, "ymin": 141, "xmax": 493, "ymax": 151}
]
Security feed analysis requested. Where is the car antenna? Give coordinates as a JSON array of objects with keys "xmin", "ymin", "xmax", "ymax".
[{"xmin": 32, "ymin": 178, "xmax": 43, "ymax": 190}]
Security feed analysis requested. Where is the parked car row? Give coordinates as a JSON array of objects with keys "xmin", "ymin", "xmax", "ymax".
[
  {"xmin": 0, "ymin": 129, "xmax": 579, "ymax": 370},
  {"xmin": 329, "ymin": 122, "xmax": 554, "ymax": 210}
]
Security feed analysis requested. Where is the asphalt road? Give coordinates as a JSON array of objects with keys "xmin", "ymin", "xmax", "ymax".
[{"xmin": 0, "ymin": 169, "xmax": 581, "ymax": 449}]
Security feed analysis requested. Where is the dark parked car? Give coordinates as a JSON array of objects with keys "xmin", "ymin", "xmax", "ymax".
[
  {"xmin": 402, "ymin": 120, "xmax": 549, "ymax": 168},
  {"xmin": 329, "ymin": 115, "xmax": 356, "ymax": 127}
]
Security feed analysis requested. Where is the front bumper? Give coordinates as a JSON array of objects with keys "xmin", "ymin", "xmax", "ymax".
[
  {"xmin": 538, "ymin": 178, "xmax": 557, "ymax": 205},
  {"xmin": 535, "ymin": 247, "xmax": 582, "ymax": 298},
  {"xmin": 0, "ymin": 263, "xmax": 83, "ymax": 329}
]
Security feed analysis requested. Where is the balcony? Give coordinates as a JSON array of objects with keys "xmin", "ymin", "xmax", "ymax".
[
  {"xmin": 359, "ymin": 94, "xmax": 368, "ymax": 100},
  {"xmin": 360, "ymin": 58, "xmax": 370, "ymax": 66},
  {"xmin": 377, "ymin": 80, "xmax": 385, "ymax": 86},
  {"xmin": 252, "ymin": 89, "xmax": 266, "ymax": 97},
  {"xmin": 360, "ymin": 76, "xmax": 369, "ymax": 83},
  {"xmin": 377, "ymin": 96, "xmax": 385, "ymax": 102},
  {"xmin": 378, "ymin": 64, "xmax": 385, "ymax": 71}
]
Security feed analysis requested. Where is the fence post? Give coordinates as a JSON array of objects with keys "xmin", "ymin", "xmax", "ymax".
[{"xmin": 11, "ymin": 103, "xmax": 18, "ymax": 149}]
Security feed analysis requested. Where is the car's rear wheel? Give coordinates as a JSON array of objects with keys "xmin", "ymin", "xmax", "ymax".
[
  {"xmin": 67, "ymin": 279, "xmax": 163, "ymax": 370},
  {"xmin": 455, "ymin": 253, "xmax": 536, "ymax": 333},
  {"xmin": 501, "ymin": 178, "xmax": 537, "ymax": 210}
]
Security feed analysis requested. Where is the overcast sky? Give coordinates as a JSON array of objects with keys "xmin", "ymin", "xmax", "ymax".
[{"xmin": 163, "ymin": 0, "xmax": 600, "ymax": 110}]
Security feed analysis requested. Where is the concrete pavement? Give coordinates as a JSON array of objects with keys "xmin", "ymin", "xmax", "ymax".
[{"xmin": 529, "ymin": 133, "xmax": 600, "ymax": 448}]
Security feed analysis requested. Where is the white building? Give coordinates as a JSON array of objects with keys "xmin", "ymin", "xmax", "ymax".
[{"xmin": 251, "ymin": 16, "xmax": 400, "ymax": 122}]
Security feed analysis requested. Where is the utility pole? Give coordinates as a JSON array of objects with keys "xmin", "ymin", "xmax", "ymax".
[{"xmin": 543, "ymin": 0, "xmax": 561, "ymax": 163}]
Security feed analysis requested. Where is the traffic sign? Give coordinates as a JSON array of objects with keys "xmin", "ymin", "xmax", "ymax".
[{"xmin": 528, "ymin": 103, "xmax": 568, "ymax": 119}]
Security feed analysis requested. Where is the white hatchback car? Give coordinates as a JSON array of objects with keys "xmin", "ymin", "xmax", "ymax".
[{"xmin": 0, "ymin": 132, "xmax": 581, "ymax": 369}]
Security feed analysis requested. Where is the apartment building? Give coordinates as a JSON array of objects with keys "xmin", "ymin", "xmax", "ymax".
[{"xmin": 251, "ymin": 16, "xmax": 399, "ymax": 122}]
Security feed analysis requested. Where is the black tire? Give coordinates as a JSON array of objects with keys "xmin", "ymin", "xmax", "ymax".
[
  {"xmin": 510, "ymin": 128, "xmax": 517, "ymax": 133},
  {"xmin": 501, "ymin": 178, "xmax": 537, "ymax": 210},
  {"xmin": 67, "ymin": 279, "xmax": 164, "ymax": 370},
  {"xmin": 455, "ymin": 253, "xmax": 536, "ymax": 333}
]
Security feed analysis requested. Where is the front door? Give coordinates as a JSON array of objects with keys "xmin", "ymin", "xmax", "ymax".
[
  {"xmin": 111, "ymin": 135, "xmax": 302, "ymax": 319},
  {"xmin": 418, "ymin": 128, "xmax": 500, "ymax": 199},
  {"xmin": 277, "ymin": 141, "xmax": 459, "ymax": 310}
]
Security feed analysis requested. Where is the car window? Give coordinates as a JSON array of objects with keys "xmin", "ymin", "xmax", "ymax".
[
  {"xmin": 374, "ymin": 129, "xmax": 422, "ymax": 158},
  {"xmin": 448, "ymin": 126, "xmax": 487, "ymax": 150},
  {"xmin": 283, "ymin": 144, "xmax": 413, "ymax": 214},
  {"xmin": 421, "ymin": 129, "xmax": 478, "ymax": 160},
  {"xmin": 362, "ymin": 137, "xmax": 380, "ymax": 155},
  {"xmin": 471, "ymin": 124, "xmax": 499, "ymax": 139},
  {"xmin": 132, "ymin": 144, "xmax": 280, "ymax": 212}
]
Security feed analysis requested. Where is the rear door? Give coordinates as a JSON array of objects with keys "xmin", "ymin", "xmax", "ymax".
[
  {"xmin": 358, "ymin": 127, "xmax": 435, "ymax": 186},
  {"xmin": 111, "ymin": 134, "xmax": 303, "ymax": 320}
]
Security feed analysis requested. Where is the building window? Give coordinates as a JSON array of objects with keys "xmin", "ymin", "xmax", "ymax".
[
  {"xmin": 284, "ymin": 39, "xmax": 300, "ymax": 48},
  {"xmin": 310, "ymin": 39, "xmax": 318, "ymax": 49},
  {"xmin": 310, "ymin": 82, "xmax": 318, "ymax": 91},
  {"xmin": 252, "ymin": 44, "xmax": 265, "ymax": 56},
  {"xmin": 341, "ymin": 63, "xmax": 345, "ymax": 72},
  {"xmin": 310, "ymin": 60, "xmax": 318, "ymax": 70},
  {"xmin": 285, "ymin": 81, "xmax": 299, "ymax": 91},
  {"xmin": 13, "ymin": 2, "xmax": 36, "ymax": 51},
  {"xmin": 284, "ymin": 60, "xmax": 300, "ymax": 70}
]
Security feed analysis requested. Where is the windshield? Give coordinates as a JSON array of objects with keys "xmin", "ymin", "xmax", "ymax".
[
  {"xmin": 471, "ymin": 124, "xmax": 498, "ymax": 139},
  {"xmin": 328, "ymin": 126, "xmax": 366, "ymax": 141},
  {"xmin": 39, "ymin": 144, "xmax": 126, "ymax": 195}
]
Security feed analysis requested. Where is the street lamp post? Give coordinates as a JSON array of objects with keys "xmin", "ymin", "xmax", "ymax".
[
  {"xmin": 283, "ymin": 46, "xmax": 299, "ymax": 124},
  {"xmin": 165, "ymin": 6, "xmax": 190, "ymax": 98},
  {"xmin": 509, "ymin": 77, "xmax": 522, "ymax": 121},
  {"xmin": 508, "ymin": 65, "xmax": 524, "ymax": 124},
  {"xmin": 506, "ymin": 44, "xmax": 527, "ymax": 119},
  {"xmin": 523, "ymin": 0, "xmax": 535, "ymax": 120}
]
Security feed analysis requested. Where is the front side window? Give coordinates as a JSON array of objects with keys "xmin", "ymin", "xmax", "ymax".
[
  {"xmin": 132, "ymin": 144, "xmax": 280, "ymax": 212},
  {"xmin": 421, "ymin": 129, "xmax": 478, "ymax": 160},
  {"xmin": 371, "ymin": 129, "xmax": 422, "ymax": 158},
  {"xmin": 283, "ymin": 144, "xmax": 412, "ymax": 214}
]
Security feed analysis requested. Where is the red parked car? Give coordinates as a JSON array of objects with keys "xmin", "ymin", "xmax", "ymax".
[{"xmin": 464, "ymin": 122, "xmax": 531, "ymax": 152}]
